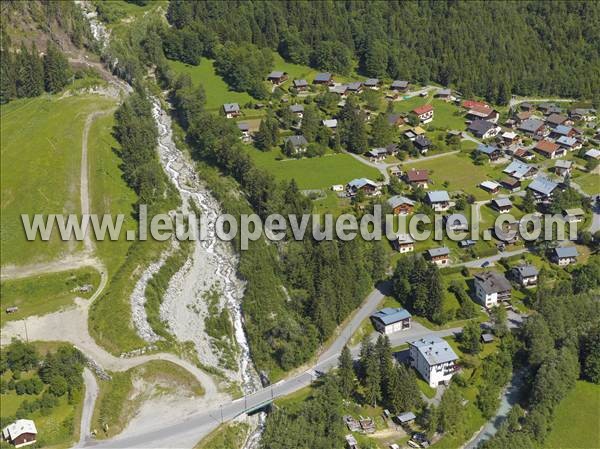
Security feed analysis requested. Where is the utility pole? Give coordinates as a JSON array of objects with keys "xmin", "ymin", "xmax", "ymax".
[
  {"xmin": 23, "ymin": 319, "xmax": 29, "ymax": 343},
  {"xmin": 220, "ymin": 404, "xmax": 223, "ymax": 423}
]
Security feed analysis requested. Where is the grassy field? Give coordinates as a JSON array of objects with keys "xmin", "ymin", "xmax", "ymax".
[
  {"xmin": 0, "ymin": 267, "xmax": 100, "ymax": 323},
  {"xmin": 246, "ymin": 148, "xmax": 381, "ymax": 189},
  {"xmin": 168, "ymin": 59, "xmax": 254, "ymax": 111},
  {"xmin": 194, "ymin": 423, "xmax": 250, "ymax": 449},
  {"xmin": 1, "ymin": 94, "xmax": 116, "ymax": 267},
  {"xmin": 87, "ymin": 112, "xmax": 137, "ymax": 277},
  {"xmin": 92, "ymin": 360, "xmax": 205, "ymax": 440},
  {"xmin": 543, "ymin": 381, "xmax": 600, "ymax": 449},
  {"xmin": 572, "ymin": 170, "xmax": 600, "ymax": 195}
]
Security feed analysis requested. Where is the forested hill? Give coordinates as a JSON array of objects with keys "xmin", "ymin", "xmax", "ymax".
[{"xmin": 166, "ymin": 0, "xmax": 600, "ymax": 102}]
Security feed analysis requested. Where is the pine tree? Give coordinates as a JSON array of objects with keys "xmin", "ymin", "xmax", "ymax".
[
  {"xmin": 300, "ymin": 105, "xmax": 319, "ymax": 141},
  {"xmin": 337, "ymin": 345, "xmax": 355, "ymax": 398},
  {"xmin": 363, "ymin": 349, "xmax": 381, "ymax": 406},
  {"xmin": 16, "ymin": 43, "xmax": 43, "ymax": 98},
  {"xmin": 370, "ymin": 113, "xmax": 392, "ymax": 147},
  {"xmin": 44, "ymin": 43, "xmax": 70, "ymax": 93},
  {"xmin": 0, "ymin": 50, "xmax": 16, "ymax": 103}
]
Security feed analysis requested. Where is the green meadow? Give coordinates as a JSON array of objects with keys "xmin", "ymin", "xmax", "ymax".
[{"xmin": 0, "ymin": 94, "xmax": 116, "ymax": 266}]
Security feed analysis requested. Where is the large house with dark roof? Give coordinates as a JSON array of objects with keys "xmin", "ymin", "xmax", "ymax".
[
  {"xmin": 512, "ymin": 264, "xmax": 539, "ymax": 287},
  {"xmin": 223, "ymin": 103, "xmax": 241, "ymax": 118},
  {"xmin": 409, "ymin": 336, "xmax": 459, "ymax": 387},
  {"xmin": 469, "ymin": 120, "xmax": 500, "ymax": 139},
  {"xmin": 518, "ymin": 118, "xmax": 546, "ymax": 136},
  {"xmin": 474, "ymin": 271, "xmax": 512, "ymax": 307},
  {"xmin": 406, "ymin": 169, "xmax": 430, "ymax": 189},
  {"xmin": 313, "ymin": 72, "xmax": 333, "ymax": 85}
]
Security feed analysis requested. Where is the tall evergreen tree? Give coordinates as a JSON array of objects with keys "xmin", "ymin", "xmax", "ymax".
[
  {"xmin": 44, "ymin": 43, "xmax": 70, "ymax": 93},
  {"xmin": 337, "ymin": 345, "xmax": 355, "ymax": 398}
]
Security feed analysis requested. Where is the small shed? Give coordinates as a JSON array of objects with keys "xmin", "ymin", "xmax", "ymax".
[{"xmin": 396, "ymin": 411, "xmax": 416, "ymax": 424}]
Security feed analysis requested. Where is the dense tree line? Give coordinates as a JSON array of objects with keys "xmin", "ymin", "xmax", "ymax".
[
  {"xmin": 392, "ymin": 254, "xmax": 444, "ymax": 323},
  {"xmin": 165, "ymin": 0, "xmax": 600, "ymax": 102},
  {"xmin": 0, "ymin": 341, "xmax": 84, "ymax": 427},
  {"xmin": 0, "ymin": 41, "xmax": 71, "ymax": 103}
]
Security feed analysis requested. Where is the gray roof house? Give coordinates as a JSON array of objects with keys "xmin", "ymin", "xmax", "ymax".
[
  {"xmin": 289, "ymin": 104, "xmax": 304, "ymax": 114},
  {"xmin": 364, "ymin": 78, "xmax": 380, "ymax": 88},
  {"xmin": 474, "ymin": 271, "xmax": 512, "ymax": 306},
  {"xmin": 427, "ymin": 190, "xmax": 450, "ymax": 203},
  {"xmin": 518, "ymin": 118, "xmax": 545, "ymax": 134},
  {"xmin": 409, "ymin": 336, "xmax": 459, "ymax": 387},
  {"xmin": 469, "ymin": 120, "xmax": 498, "ymax": 138},
  {"xmin": 387, "ymin": 195, "xmax": 415, "ymax": 210},
  {"xmin": 512, "ymin": 264, "xmax": 539, "ymax": 287},
  {"xmin": 527, "ymin": 177, "xmax": 559, "ymax": 199},
  {"xmin": 553, "ymin": 246, "xmax": 579, "ymax": 265},
  {"xmin": 284, "ymin": 135, "xmax": 308, "ymax": 153},
  {"xmin": 223, "ymin": 103, "xmax": 241, "ymax": 116},
  {"xmin": 313, "ymin": 72, "xmax": 332, "ymax": 84},
  {"xmin": 391, "ymin": 80, "xmax": 409, "ymax": 90},
  {"xmin": 370, "ymin": 308, "xmax": 412, "ymax": 333},
  {"xmin": 293, "ymin": 79, "xmax": 308, "ymax": 89}
]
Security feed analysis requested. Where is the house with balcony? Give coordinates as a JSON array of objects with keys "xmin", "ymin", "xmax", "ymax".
[
  {"xmin": 409, "ymin": 336, "xmax": 459, "ymax": 387},
  {"xmin": 552, "ymin": 246, "xmax": 579, "ymax": 266},
  {"xmin": 425, "ymin": 247, "xmax": 450, "ymax": 266},
  {"xmin": 426, "ymin": 190, "xmax": 451, "ymax": 212},
  {"xmin": 393, "ymin": 234, "xmax": 415, "ymax": 253},
  {"xmin": 387, "ymin": 195, "xmax": 415, "ymax": 215},
  {"xmin": 474, "ymin": 271, "xmax": 512, "ymax": 308},
  {"xmin": 512, "ymin": 264, "xmax": 539, "ymax": 288},
  {"xmin": 412, "ymin": 104, "xmax": 434, "ymax": 123},
  {"xmin": 371, "ymin": 307, "xmax": 411, "ymax": 334}
]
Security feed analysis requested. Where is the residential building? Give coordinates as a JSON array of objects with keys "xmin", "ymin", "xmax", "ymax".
[
  {"xmin": 425, "ymin": 247, "xmax": 450, "ymax": 266},
  {"xmin": 569, "ymin": 108, "xmax": 595, "ymax": 121},
  {"xmin": 466, "ymin": 106, "xmax": 499, "ymax": 123},
  {"xmin": 322, "ymin": 119, "xmax": 338, "ymax": 129},
  {"xmin": 535, "ymin": 140, "xmax": 565, "ymax": 159},
  {"xmin": 503, "ymin": 160, "xmax": 537, "ymax": 180},
  {"xmin": 409, "ymin": 336, "xmax": 459, "ymax": 387},
  {"xmin": 501, "ymin": 176, "xmax": 521, "ymax": 191},
  {"xmin": 512, "ymin": 264, "xmax": 539, "ymax": 287},
  {"xmin": 426, "ymin": 190, "xmax": 451, "ymax": 212},
  {"xmin": 406, "ymin": 168, "xmax": 430, "ymax": 189},
  {"xmin": 330, "ymin": 84, "xmax": 348, "ymax": 96},
  {"xmin": 391, "ymin": 80, "xmax": 409, "ymax": 91},
  {"xmin": 546, "ymin": 113, "xmax": 568, "ymax": 128},
  {"xmin": 491, "ymin": 197, "xmax": 513, "ymax": 213},
  {"xmin": 554, "ymin": 159, "xmax": 573, "ymax": 176},
  {"xmin": 346, "ymin": 178, "xmax": 379, "ymax": 196},
  {"xmin": 552, "ymin": 246, "xmax": 579, "ymax": 266},
  {"xmin": 538, "ymin": 102, "xmax": 560, "ymax": 115},
  {"xmin": 412, "ymin": 104, "xmax": 434, "ymax": 123},
  {"xmin": 480, "ymin": 180, "xmax": 501, "ymax": 194},
  {"xmin": 585, "ymin": 148, "xmax": 600, "ymax": 160},
  {"xmin": 518, "ymin": 118, "xmax": 546, "ymax": 136},
  {"xmin": 520, "ymin": 102, "xmax": 534, "ymax": 112},
  {"xmin": 474, "ymin": 271, "xmax": 512, "ymax": 307},
  {"xmin": 476, "ymin": 144, "xmax": 502, "ymax": 161},
  {"xmin": 387, "ymin": 114, "xmax": 405, "ymax": 128},
  {"xmin": 527, "ymin": 176, "xmax": 559, "ymax": 201},
  {"xmin": 468, "ymin": 120, "xmax": 500, "ymax": 139},
  {"xmin": 563, "ymin": 208, "xmax": 585, "ymax": 223},
  {"xmin": 346, "ymin": 81, "xmax": 363, "ymax": 94},
  {"xmin": 223, "ymin": 103, "xmax": 241, "ymax": 118},
  {"xmin": 435, "ymin": 88, "xmax": 452, "ymax": 100},
  {"xmin": 2, "ymin": 420, "xmax": 37, "ymax": 448},
  {"xmin": 289, "ymin": 104, "xmax": 304, "ymax": 118},
  {"xmin": 462, "ymin": 99, "xmax": 490, "ymax": 110},
  {"xmin": 393, "ymin": 234, "xmax": 415, "ymax": 253},
  {"xmin": 501, "ymin": 131, "xmax": 519, "ymax": 144},
  {"xmin": 284, "ymin": 135, "xmax": 308, "ymax": 154},
  {"xmin": 293, "ymin": 79, "xmax": 308, "ymax": 91},
  {"xmin": 237, "ymin": 122, "xmax": 250, "ymax": 141},
  {"xmin": 556, "ymin": 136, "xmax": 581, "ymax": 151},
  {"xmin": 313, "ymin": 72, "xmax": 333, "ymax": 85},
  {"xmin": 367, "ymin": 147, "xmax": 387, "ymax": 161},
  {"xmin": 266, "ymin": 71, "xmax": 288, "ymax": 84},
  {"xmin": 387, "ymin": 195, "xmax": 415, "ymax": 215},
  {"xmin": 371, "ymin": 307, "xmax": 411, "ymax": 334},
  {"xmin": 364, "ymin": 78, "xmax": 381, "ymax": 89},
  {"xmin": 414, "ymin": 135, "xmax": 432, "ymax": 153}
]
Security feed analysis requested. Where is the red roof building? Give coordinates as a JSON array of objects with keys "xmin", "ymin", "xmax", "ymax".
[
  {"xmin": 535, "ymin": 140, "xmax": 564, "ymax": 159},
  {"xmin": 412, "ymin": 104, "xmax": 434, "ymax": 123},
  {"xmin": 462, "ymin": 100, "xmax": 490, "ymax": 110}
]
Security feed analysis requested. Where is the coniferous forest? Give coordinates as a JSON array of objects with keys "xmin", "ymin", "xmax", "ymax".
[{"xmin": 164, "ymin": 0, "xmax": 600, "ymax": 103}]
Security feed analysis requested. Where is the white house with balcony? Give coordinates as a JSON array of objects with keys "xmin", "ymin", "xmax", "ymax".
[
  {"xmin": 409, "ymin": 336, "xmax": 459, "ymax": 387},
  {"xmin": 473, "ymin": 271, "xmax": 512, "ymax": 308}
]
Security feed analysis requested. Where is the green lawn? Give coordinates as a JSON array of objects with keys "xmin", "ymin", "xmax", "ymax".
[
  {"xmin": 544, "ymin": 381, "xmax": 600, "ymax": 449},
  {"xmin": 0, "ymin": 267, "xmax": 100, "ymax": 323},
  {"xmin": 246, "ymin": 148, "xmax": 381, "ymax": 189},
  {"xmin": 429, "ymin": 99, "xmax": 467, "ymax": 131},
  {"xmin": 168, "ymin": 59, "xmax": 254, "ymax": 111},
  {"xmin": 195, "ymin": 423, "xmax": 250, "ymax": 449},
  {"xmin": 87, "ymin": 112, "xmax": 137, "ymax": 277},
  {"xmin": 1, "ymin": 94, "xmax": 116, "ymax": 266},
  {"xmin": 572, "ymin": 171, "xmax": 599, "ymax": 195}
]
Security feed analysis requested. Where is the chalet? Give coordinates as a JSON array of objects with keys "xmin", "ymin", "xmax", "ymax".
[
  {"xmin": 476, "ymin": 144, "xmax": 502, "ymax": 161},
  {"xmin": 501, "ymin": 131, "xmax": 519, "ymax": 145},
  {"xmin": 585, "ymin": 148, "xmax": 600, "ymax": 160},
  {"xmin": 322, "ymin": 119, "xmax": 338, "ymax": 129},
  {"xmin": 346, "ymin": 81, "xmax": 363, "ymax": 94},
  {"xmin": 569, "ymin": 108, "xmax": 596, "ymax": 121},
  {"xmin": 520, "ymin": 102, "xmax": 534, "ymax": 112},
  {"xmin": 518, "ymin": 118, "xmax": 546, "ymax": 136},
  {"xmin": 391, "ymin": 80, "xmax": 409, "ymax": 91},
  {"xmin": 459, "ymin": 239, "xmax": 476, "ymax": 248},
  {"xmin": 552, "ymin": 246, "xmax": 579, "ymax": 266},
  {"xmin": 514, "ymin": 148, "xmax": 535, "ymax": 161},
  {"xmin": 266, "ymin": 71, "xmax": 288, "ymax": 84},
  {"xmin": 385, "ymin": 143, "xmax": 399, "ymax": 155},
  {"xmin": 367, "ymin": 147, "xmax": 388, "ymax": 161},
  {"xmin": 313, "ymin": 72, "xmax": 333, "ymax": 85},
  {"xmin": 393, "ymin": 234, "xmax": 416, "ymax": 253},
  {"xmin": 512, "ymin": 264, "xmax": 539, "ymax": 287},
  {"xmin": 371, "ymin": 307, "xmax": 411, "ymax": 334},
  {"xmin": 527, "ymin": 176, "xmax": 559, "ymax": 201},
  {"xmin": 347, "ymin": 178, "xmax": 379, "ymax": 196},
  {"xmin": 330, "ymin": 84, "xmax": 348, "ymax": 96},
  {"xmin": 435, "ymin": 88, "xmax": 452, "ymax": 100},
  {"xmin": 480, "ymin": 180, "xmax": 501, "ymax": 194},
  {"xmin": 462, "ymin": 99, "xmax": 490, "ymax": 110},
  {"xmin": 293, "ymin": 79, "xmax": 308, "ymax": 91},
  {"xmin": 387, "ymin": 195, "xmax": 415, "ymax": 215},
  {"xmin": 501, "ymin": 177, "xmax": 521, "ymax": 191},
  {"xmin": 546, "ymin": 113, "xmax": 569, "ymax": 128},
  {"xmin": 284, "ymin": 135, "xmax": 308, "ymax": 154},
  {"xmin": 535, "ymin": 140, "xmax": 565, "ymax": 159},
  {"xmin": 474, "ymin": 271, "xmax": 512, "ymax": 308},
  {"xmin": 563, "ymin": 208, "xmax": 585, "ymax": 223},
  {"xmin": 554, "ymin": 159, "xmax": 573, "ymax": 176},
  {"xmin": 466, "ymin": 107, "xmax": 499, "ymax": 123},
  {"xmin": 404, "ymin": 126, "xmax": 426, "ymax": 141},
  {"xmin": 223, "ymin": 103, "xmax": 241, "ymax": 118},
  {"xmin": 425, "ymin": 247, "xmax": 450, "ymax": 266},
  {"xmin": 414, "ymin": 135, "xmax": 432, "ymax": 153},
  {"xmin": 412, "ymin": 104, "xmax": 434, "ymax": 124},
  {"xmin": 503, "ymin": 160, "xmax": 537, "ymax": 180},
  {"xmin": 2, "ymin": 419, "xmax": 37, "ymax": 448},
  {"xmin": 515, "ymin": 111, "xmax": 533, "ymax": 123},
  {"xmin": 406, "ymin": 168, "xmax": 430, "ymax": 189},
  {"xmin": 468, "ymin": 120, "xmax": 500, "ymax": 139},
  {"xmin": 538, "ymin": 103, "xmax": 559, "ymax": 115},
  {"xmin": 387, "ymin": 114, "xmax": 405, "ymax": 128},
  {"xmin": 289, "ymin": 104, "xmax": 304, "ymax": 118},
  {"xmin": 556, "ymin": 136, "xmax": 581, "ymax": 151},
  {"xmin": 550, "ymin": 124, "xmax": 576, "ymax": 139},
  {"xmin": 494, "ymin": 217, "xmax": 521, "ymax": 244},
  {"xmin": 444, "ymin": 214, "xmax": 469, "ymax": 232},
  {"xmin": 389, "ymin": 165, "xmax": 402, "ymax": 178},
  {"xmin": 491, "ymin": 197, "xmax": 513, "ymax": 213},
  {"xmin": 364, "ymin": 78, "xmax": 381, "ymax": 89},
  {"xmin": 426, "ymin": 190, "xmax": 451, "ymax": 212},
  {"xmin": 237, "ymin": 122, "xmax": 250, "ymax": 141},
  {"xmin": 409, "ymin": 336, "xmax": 459, "ymax": 387}
]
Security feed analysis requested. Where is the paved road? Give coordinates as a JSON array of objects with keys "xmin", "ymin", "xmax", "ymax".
[
  {"xmin": 78, "ymin": 368, "xmax": 99, "ymax": 447},
  {"xmin": 458, "ymin": 248, "xmax": 530, "ymax": 268}
]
